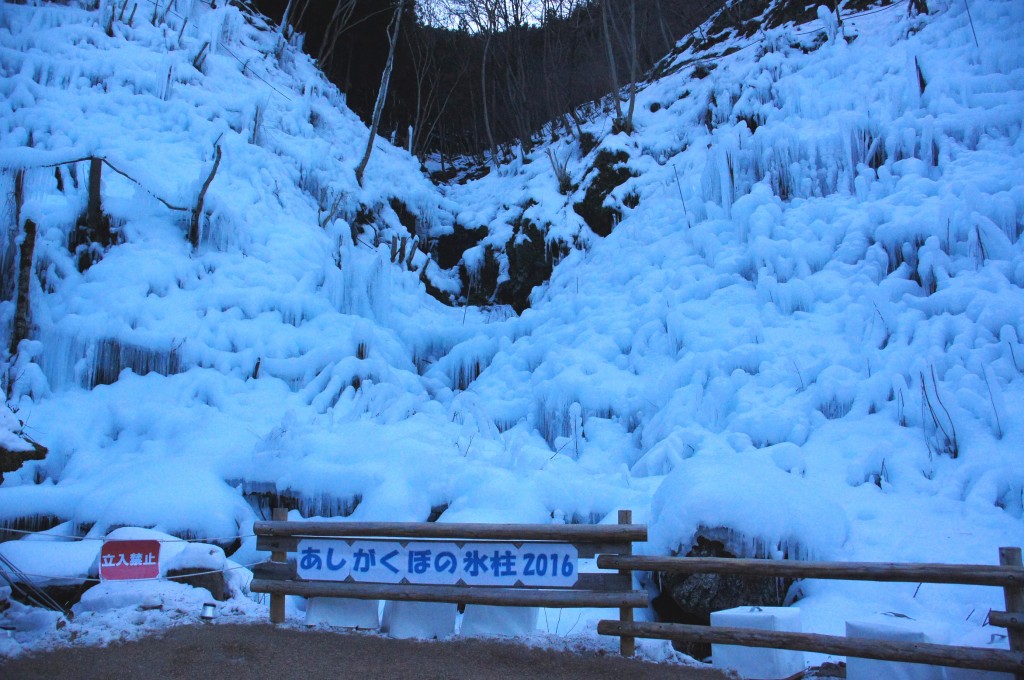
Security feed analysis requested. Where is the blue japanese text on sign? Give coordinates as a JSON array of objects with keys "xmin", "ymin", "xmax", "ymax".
[{"xmin": 295, "ymin": 539, "xmax": 578, "ymax": 587}]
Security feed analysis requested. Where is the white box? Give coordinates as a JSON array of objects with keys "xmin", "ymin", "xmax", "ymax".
[
  {"xmin": 461, "ymin": 605, "xmax": 538, "ymax": 637},
  {"xmin": 381, "ymin": 600, "xmax": 457, "ymax": 639},
  {"xmin": 710, "ymin": 606, "xmax": 805, "ymax": 679},
  {"xmin": 945, "ymin": 628, "xmax": 1013, "ymax": 680},
  {"xmin": 846, "ymin": 615, "xmax": 948, "ymax": 680},
  {"xmin": 305, "ymin": 597, "xmax": 380, "ymax": 629}
]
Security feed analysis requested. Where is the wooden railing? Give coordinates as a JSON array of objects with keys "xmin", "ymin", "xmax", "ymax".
[
  {"xmin": 250, "ymin": 509, "xmax": 648, "ymax": 655},
  {"xmin": 597, "ymin": 547, "xmax": 1024, "ymax": 676}
]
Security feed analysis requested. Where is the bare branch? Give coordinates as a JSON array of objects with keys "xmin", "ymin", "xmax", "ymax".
[{"xmin": 190, "ymin": 144, "xmax": 223, "ymax": 250}]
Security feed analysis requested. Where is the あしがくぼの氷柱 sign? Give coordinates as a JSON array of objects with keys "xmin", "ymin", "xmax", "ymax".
[
  {"xmin": 99, "ymin": 540, "xmax": 161, "ymax": 580},
  {"xmin": 295, "ymin": 539, "xmax": 578, "ymax": 587}
]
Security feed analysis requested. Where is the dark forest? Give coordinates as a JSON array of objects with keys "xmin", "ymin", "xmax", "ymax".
[{"xmin": 253, "ymin": 1, "xmax": 723, "ymax": 165}]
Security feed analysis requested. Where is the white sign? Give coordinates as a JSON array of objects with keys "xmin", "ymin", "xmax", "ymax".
[{"xmin": 295, "ymin": 539, "xmax": 578, "ymax": 587}]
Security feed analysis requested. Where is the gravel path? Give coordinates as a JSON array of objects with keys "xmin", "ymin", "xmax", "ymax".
[{"xmin": 1, "ymin": 624, "xmax": 734, "ymax": 679}]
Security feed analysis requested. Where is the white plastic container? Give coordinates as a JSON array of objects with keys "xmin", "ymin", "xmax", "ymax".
[
  {"xmin": 381, "ymin": 600, "xmax": 457, "ymax": 639},
  {"xmin": 305, "ymin": 597, "xmax": 380, "ymax": 629},
  {"xmin": 845, "ymin": 614, "xmax": 948, "ymax": 680},
  {"xmin": 710, "ymin": 606, "xmax": 805, "ymax": 679},
  {"xmin": 461, "ymin": 605, "xmax": 538, "ymax": 637}
]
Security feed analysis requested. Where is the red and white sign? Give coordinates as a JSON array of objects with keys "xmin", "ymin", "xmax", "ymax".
[{"xmin": 99, "ymin": 540, "xmax": 161, "ymax": 581}]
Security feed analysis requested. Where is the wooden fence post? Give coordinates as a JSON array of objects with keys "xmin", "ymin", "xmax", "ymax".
[
  {"xmin": 618, "ymin": 509, "xmax": 635, "ymax": 657},
  {"xmin": 999, "ymin": 547, "xmax": 1024, "ymax": 680},
  {"xmin": 270, "ymin": 507, "xmax": 288, "ymax": 624}
]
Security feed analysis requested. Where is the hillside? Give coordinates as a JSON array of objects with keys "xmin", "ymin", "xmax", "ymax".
[{"xmin": 2, "ymin": 0, "xmax": 1023, "ymax": 663}]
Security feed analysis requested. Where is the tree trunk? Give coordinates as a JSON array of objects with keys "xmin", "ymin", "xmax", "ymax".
[
  {"xmin": 87, "ymin": 157, "xmax": 108, "ymax": 244},
  {"xmin": 602, "ymin": 0, "xmax": 637, "ymax": 134},
  {"xmin": 317, "ymin": 0, "xmax": 357, "ymax": 69},
  {"xmin": 14, "ymin": 168, "xmax": 23, "ymax": 229},
  {"xmin": 10, "ymin": 219, "xmax": 36, "ymax": 356},
  {"xmin": 481, "ymin": 31, "xmax": 499, "ymax": 167},
  {"xmin": 601, "ymin": 1, "xmax": 625, "ymax": 125},
  {"xmin": 190, "ymin": 145, "xmax": 222, "ymax": 251},
  {"xmin": 70, "ymin": 157, "xmax": 112, "ymax": 271},
  {"xmin": 624, "ymin": 0, "xmax": 637, "ymax": 133},
  {"xmin": 290, "ymin": 0, "xmax": 312, "ymax": 37},
  {"xmin": 1, "ymin": 170, "xmax": 23, "ymax": 302},
  {"xmin": 652, "ymin": 0, "xmax": 673, "ymax": 52},
  {"xmin": 355, "ymin": 0, "xmax": 404, "ymax": 186}
]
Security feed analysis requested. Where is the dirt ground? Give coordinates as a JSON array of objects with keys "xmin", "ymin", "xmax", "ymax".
[{"xmin": 0, "ymin": 623, "xmax": 736, "ymax": 679}]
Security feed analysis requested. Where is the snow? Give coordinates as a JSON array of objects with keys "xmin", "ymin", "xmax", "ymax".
[
  {"xmin": 1, "ymin": 0, "xmax": 1023, "ymax": 669},
  {"xmin": 0, "ymin": 407, "xmax": 31, "ymax": 453}
]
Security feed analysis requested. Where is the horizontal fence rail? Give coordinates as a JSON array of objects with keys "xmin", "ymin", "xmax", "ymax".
[
  {"xmin": 596, "ymin": 620, "xmax": 1024, "ymax": 674},
  {"xmin": 251, "ymin": 579, "xmax": 648, "ymax": 609},
  {"xmin": 598, "ymin": 546, "xmax": 1024, "ymax": 676},
  {"xmin": 253, "ymin": 520, "xmax": 647, "ymax": 543},
  {"xmin": 596, "ymin": 555, "xmax": 1024, "ymax": 587}
]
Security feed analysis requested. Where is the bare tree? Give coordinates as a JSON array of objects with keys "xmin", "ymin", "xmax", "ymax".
[
  {"xmin": 601, "ymin": 0, "xmax": 638, "ymax": 134},
  {"xmin": 324, "ymin": 0, "xmax": 724, "ymax": 158},
  {"xmin": 435, "ymin": 0, "xmax": 513, "ymax": 165},
  {"xmin": 355, "ymin": 0, "xmax": 405, "ymax": 186},
  {"xmin": 316, "ymin": 0, "xmax": 358, "ymax": 70},
  {"xmin": 280, "ymin": 0, "xmax": 310, "ymax": 41},
  {"xmin": 480, "ymin": 26, "xmax": 500, "ymax": 165},
  {"xmin": 405, "ymin": 21, "xmax": 471, "ymax": 158}
]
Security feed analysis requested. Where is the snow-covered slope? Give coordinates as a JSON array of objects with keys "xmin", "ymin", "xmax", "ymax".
[
  {"xmin": 437, "ymin": 0, "xmax": 1024, "ymax": 641},
  {"xmin": 1, "ymin": 0, "xmax": 1023, "ymax": 660},
  {"xmin": 0, "ymin": 1, "xmax": 511, "ymax": 545}
]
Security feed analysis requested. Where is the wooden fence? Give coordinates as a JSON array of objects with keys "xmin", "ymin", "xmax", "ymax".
[
  {"xmin": 250, "ymin": 509, "xmax": 648, "ymax": 655},
  {"xmin": 596, "ymin": 547, "xmax": 1024, "ymax": 676}
]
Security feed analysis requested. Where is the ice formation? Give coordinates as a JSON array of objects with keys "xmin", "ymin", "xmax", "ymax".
[{"xmin": 0, "ymin": 0, "xmax": 1022, "ymax": 659}]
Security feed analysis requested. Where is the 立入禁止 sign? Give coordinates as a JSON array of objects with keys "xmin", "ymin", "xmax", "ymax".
[
  {"xmin": 99, "ymin": 539, "xmax": 161, "ymax": 581},
  {"xmin": 296, "ymin": 539, "xmax": 578, "ymax": 587}
]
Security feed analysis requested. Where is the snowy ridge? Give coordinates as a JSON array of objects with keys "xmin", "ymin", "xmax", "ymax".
[{"xmin": 0, "ymin": 0, "xmax": 1022, "ymax": 659}]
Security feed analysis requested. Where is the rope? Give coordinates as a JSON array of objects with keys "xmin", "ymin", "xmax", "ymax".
[
  {"xmin": 5, "ymin": 156, "xmax": 189, "ymax": 212},
  {"xmin": 105, "ymin": 0, "xmax": 293, "ymax": 102},
  {"xmin": 792, "ymin": 0, "xmax": 905, "ymax": 36},
  {"xmin": 679, "ymin": 0, "xmax": 910, "ymax": 69},
  {"xmin": 0, "ymin": 526, "xmax": 256, "ymax": 543},
  {"xmin": 634, "ymin": 0, "xmax": 912, "ymax": 105},
  {"xmin": 0, "ymin": 560, "xmax": 265, "ymax": 586},
  {"xmin": 216, "ymin": 43, "xmax": 294, "ymax": 102},
  {"xmin": 0, "ymin": 552, "xmax": 71, "ymax": 616}
]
